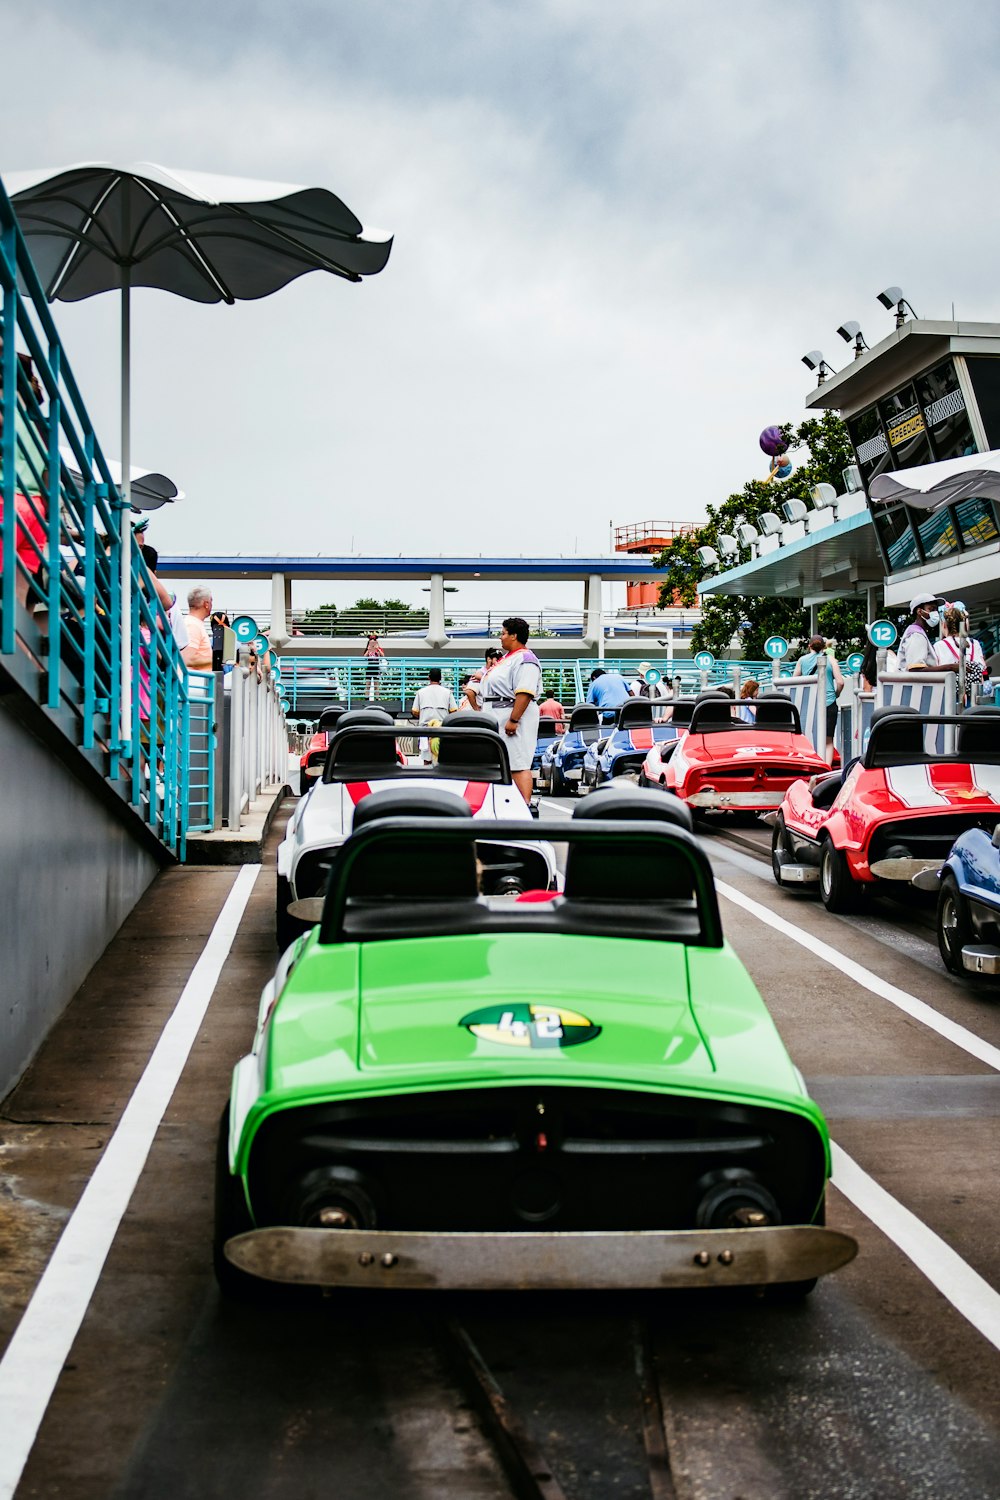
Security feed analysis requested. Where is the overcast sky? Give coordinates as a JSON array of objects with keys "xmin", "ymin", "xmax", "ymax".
[{"xmin": 3, "ymin": 1, "xmax": 999, "ymax": 613}]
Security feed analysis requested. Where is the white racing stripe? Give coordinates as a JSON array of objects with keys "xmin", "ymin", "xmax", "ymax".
[
  {"xmin": 715, "ymin": 877, "xmax": 1000, "ymax": 1072},
  {"xmin": 831, "ymin": 1144, "xmax": 1000, "ymax": 1352},
  {"xmin": 0, "ymin": 864, "xmax": 261, "ymax": 1500},
  {"xmin": 884, "ymin": 763, "xmax": 950, "ymax": 808}
]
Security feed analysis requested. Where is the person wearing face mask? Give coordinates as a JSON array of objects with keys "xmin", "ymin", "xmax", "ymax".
[{"xmin": 896, "ymin": 594, "xmax": 944, "ymax": 672}]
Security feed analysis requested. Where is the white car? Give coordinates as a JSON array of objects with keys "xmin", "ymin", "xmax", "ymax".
[{"xmin": 276, "ymin": 709, "xmax": 559, "ymax": 948}]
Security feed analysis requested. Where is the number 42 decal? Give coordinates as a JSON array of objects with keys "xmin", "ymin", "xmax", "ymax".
[{"xmin": 460, "ymin": 1004, "xmax": 601, "ymax": 1049}]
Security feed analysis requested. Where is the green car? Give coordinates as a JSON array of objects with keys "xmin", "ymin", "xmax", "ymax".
[{"xmin": 216, "ymin": 786, "xmax": 855, "ymax": 1298}]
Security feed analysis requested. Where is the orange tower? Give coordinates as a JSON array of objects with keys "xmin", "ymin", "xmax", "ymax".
[{"xmin": 613, "ymin": 521, "xmax": 699, "ymax": 608}]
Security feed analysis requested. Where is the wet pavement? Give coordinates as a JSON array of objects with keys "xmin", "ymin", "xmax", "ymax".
[{"xmin": 1, "ymin": 799, "xmax": 998, "ymax": 1498}]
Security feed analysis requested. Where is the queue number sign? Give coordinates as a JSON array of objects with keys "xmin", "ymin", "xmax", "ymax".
[
  {"xmin": 845, "ymin": 652, "xmax": 865, "ymax": 674},
  {"xmin": 867, "ymin": 620, "xmax": 898, "ymax": 649},
  {"xmin": 232, "ymin": 615, "xmax": 259, "ymax": 644},
  {"xmin": 764, "ymin": 635, "xmax": 789, "ymax": 660},
  {"xmin": 693, "ymin": 650, "xmax": 715, "ymax": 672}
]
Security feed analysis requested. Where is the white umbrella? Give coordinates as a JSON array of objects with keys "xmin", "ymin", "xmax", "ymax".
[
  {"xmin": 7, "ymin": 161, "xmax": 392, "ymax": 746},
  {"xmin": 59, "ymin": 446, "xmax": 184, "ymax": 510},
  {"xmin": 868, "ymin": 449, "xmax": 1000, "ymax": 511}
]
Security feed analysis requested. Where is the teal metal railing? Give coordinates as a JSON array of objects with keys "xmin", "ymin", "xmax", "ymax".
[
  {"xmin": 0, "ymin": 175, "xmax": 200, "ymax": 855},
  {"xmin": 276, "ymin": 655, "xmax": 789, "ymax": 715}
]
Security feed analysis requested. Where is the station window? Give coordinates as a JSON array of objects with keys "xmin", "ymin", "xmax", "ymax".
[
  {"xmin": 916, "ymin": 359, "xmax": 976, "ymax": 461},
  {"xmin": 848, "ymin": 405, "xmax": 891, "ymax": 489},
  {"xmin": 872, "ymin": 504, "xmax": 920, "ymax": 571},
  {"xmin": 913, "ymin": 506, "xmax": 960, "ymax": 561},
  {"xmin": 880, "ymin": 383, "xmax": 934, "ymax": 468},
  {"xmin": 955, "ymin": 495, "xmax": 1000, "ymax": 549},
  {"xmin": 965, "ymin": 357, "xmax": 1000, "ymax": 449}
]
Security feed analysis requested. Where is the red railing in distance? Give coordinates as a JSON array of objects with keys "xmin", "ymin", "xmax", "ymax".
[{"xmin": 614, "ymin": 521, "xmax": 699, "ymax": 552}]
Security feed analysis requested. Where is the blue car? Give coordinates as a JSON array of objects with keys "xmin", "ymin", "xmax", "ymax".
[
  {"xmin": 581, "ymin": 698, "xmax": 680, "ymax": 790},
  {"xmin": 933, "ymin": 823, "xmax": 1000, "ymax": 978},
  {"xmin": 537, "ymin": 704, "xmax": 601, "ymax": 796},
  {"xmin": 532, "ymin": 715, "xmax": 564, "ymax": 786}
]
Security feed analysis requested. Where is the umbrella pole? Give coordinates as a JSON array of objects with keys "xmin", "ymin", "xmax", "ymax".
[{"xmin": 119, "ymin": 270, "xmax": 132, "ymax": 752}]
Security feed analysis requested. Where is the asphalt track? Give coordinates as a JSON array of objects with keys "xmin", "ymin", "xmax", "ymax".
[{"xmin": 0, "ymin": 798, "xmax": 998, "ymax": 1498}]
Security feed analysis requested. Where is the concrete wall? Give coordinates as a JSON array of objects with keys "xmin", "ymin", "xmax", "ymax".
[{"xmin": 0, "ymin": 705, "xmax": 160, "ymax": 1098}]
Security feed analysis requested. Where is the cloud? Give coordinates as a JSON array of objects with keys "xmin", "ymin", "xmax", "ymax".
[{"xmin": 3, "ymin": 0, "xmax": 1000, "ymax": 605}]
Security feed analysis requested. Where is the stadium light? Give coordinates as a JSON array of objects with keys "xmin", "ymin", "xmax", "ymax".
[
  {"xmin": 876, "ymin": 285, "xmax": 919, "ymax": 327},
  {"xmin": 802, "ymin": 349, "xmax": 837, "ymax": 386},
  {"xmin": 836, "ymin": 321, "xmax": 869, "ymax": 358}
]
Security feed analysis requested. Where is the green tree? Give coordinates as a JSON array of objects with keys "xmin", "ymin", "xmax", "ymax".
[{"xmin": 656, "ymin": 411, "xmax": 867, "ymax": 658}]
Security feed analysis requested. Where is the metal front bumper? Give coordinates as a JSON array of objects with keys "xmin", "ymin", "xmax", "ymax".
[
  {"xmin": 563, "ymin": 767, "xmax": 583, "ymax": 782},
  {"xmin": 962, "ymin": 944, "xmax": 1000, "ymax": 975},
  {"xmin": 225, "ymin": 1224, "xmax": 856, "ymax": 1291},
  {"xmin": 688, "ymin": 790, "xmax": 785, "ymax": 809},
  {"xmin": 868, "ymin": 856, "xmax": 943, "ymax": 881}
]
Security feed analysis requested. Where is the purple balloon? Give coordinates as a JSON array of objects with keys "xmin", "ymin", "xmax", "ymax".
[{"xmin": 759, "ymin": 425, "xmax": 788, "ymax": 457}]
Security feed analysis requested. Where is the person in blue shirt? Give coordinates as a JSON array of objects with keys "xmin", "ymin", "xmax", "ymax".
[{"xmin": 586, "ymin": 668, "xmax": 632, "ymax": 718}]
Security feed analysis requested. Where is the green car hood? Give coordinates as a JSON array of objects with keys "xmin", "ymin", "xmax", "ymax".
[{"xmin": 258, "ymin": 932, "xmax": 813, "ymax": 1121}]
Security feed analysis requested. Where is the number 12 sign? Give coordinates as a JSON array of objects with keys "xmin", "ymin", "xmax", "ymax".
[{"xmin": 867, "ymin": 619, "xmax": 898, "ymax": 648}]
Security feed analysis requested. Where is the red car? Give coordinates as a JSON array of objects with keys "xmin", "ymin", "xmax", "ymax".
[
  {"xmin": 642, "ymin": 695, "xmax": 829, "ymax": 819},
  {"xmin": 298, "ymin": 704, "xmax": 347, "ymax": 796},
  {"xmin": 771, "ymin": 708, "xmax": 1000, "ymax": 912}
]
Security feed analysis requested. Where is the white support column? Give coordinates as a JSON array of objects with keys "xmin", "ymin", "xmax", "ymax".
[
  {"xmin": 583, "ymin": 574, "xmax": 603, "ymax": 652},
  {"xmin": 425, "ymin": 572, "xmax": 448, "ymax": 648},
  {"xmin": 269, "ymin": 571, "xmax": 290, "ymax": 648}
]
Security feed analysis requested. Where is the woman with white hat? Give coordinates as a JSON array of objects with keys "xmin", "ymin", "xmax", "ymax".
[{"xmin": 896, "ymin": 593, "xmax": 944, "ymax": 671}]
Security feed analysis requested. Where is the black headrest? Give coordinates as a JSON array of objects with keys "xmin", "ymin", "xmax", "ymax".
[
  {"xmin": 695, "ymin": 689, "xmax": 728, "ymax": 702},
  {"xmin": 752, "ymin": 696, "xmax": 801, "ymax": 733},
  {"xmin": 340, "ymin": 805, "xmax": 479, "ymax": 901},
  {"xmin": 352, "ymin": 786, "xmax": 472, "ymax": 829},
  {"xmin": 959, "ymin": 708, "xmax": 1000, "ymax": 757},
  {"xmin": 618, "ymin": 698, "xmax": 654, "ymax": 728},
  {"xmin": 688, "ymin": 699, "xmax": 741, "ymax": 735},
  {"xmin": 442, "ymin": 708, "xmax": 499, "ymax": 730},
  {"xmin": 870, "ymin": 704, "xmax": 918, "ymax": 724},
  {"xmin": 670, "ymin": 698, "xmax": 696, "ymax": 727},
  {"xmin": 328, "ymin": 722, "xmax": 399, "ymax": 772},
  {"xmin": 864, "ymin": 711, "xmax": 926, "ymax": 766},
  {"xmin": 536, "ymin": 718, "xmax": 561, "ymax": 739},
  {"xmin": 567, "ymin": 786, "xmax": 696, "ymax": 900},
  {"xmin": 366, "ymin": 701, "xmax": 400, "ymax": 718},
  {"xmin": 569, "ymin": 706, "xmax": 601, "ymax": 730},
  {"xmin": 572, "ymin": 783, "xmax": 693, "ymax": 832},
  {"xmin": 318, "ymin": 702, "xmax": 348, "ymax": 731},
  {"xmin": 436, "ymin": 726, "xmax": 509, "ymax": 777},
  {"xmin": 336, "ymin": 707, "xmax": 394, "ymax": 728}
]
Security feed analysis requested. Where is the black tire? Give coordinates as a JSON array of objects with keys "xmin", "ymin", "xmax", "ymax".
[
  {"xmin": 937, "ymin": 874, "xmax": 972, "ymax": 976},
  {"xmin": 818, "ymin": 840, "xmax": 860, "ymax": 914},
  {"xmin": 299, "ymin": 770, "xmax": 310, "ymax": 797},
  {"xmin": 213, "ymin": 1104, "xmax": 265, "ymax": 1302},
  {"xmin": 276, "ymin": 873, "xmax": 296, "ymax": 951},
  {"xmin": 771, "ymin": 816, "xmax": 787, "ymax": 886}
]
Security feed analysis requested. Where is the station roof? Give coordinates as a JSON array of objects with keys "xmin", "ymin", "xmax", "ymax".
[
  {"xmin": 698, "ymin": 502, "xmax": 882, "ymax": 605},
  {"xmin": 805, "ymin": 320, "xmax": 1000, "ymax": 418},
  {"xmin": 156, "ymin": 554, "xmax": 669, "ymax": 582}
]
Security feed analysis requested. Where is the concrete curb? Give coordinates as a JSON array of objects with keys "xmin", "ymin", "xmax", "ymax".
[{"xmin": 183, "ymin": 784, "xmax": 291, "ymax": 865}]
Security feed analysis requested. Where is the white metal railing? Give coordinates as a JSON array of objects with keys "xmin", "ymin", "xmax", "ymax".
[{"xmin": 222, "ymin": 647, "xmax": 289, "ymax": 831}]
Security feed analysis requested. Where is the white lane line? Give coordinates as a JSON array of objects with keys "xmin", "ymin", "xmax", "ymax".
[
  {"xmin": 715, "ymin": 878, "xmax": 1000, "ymax": 1073},
  {"xmin": 0, "ymin": 864, "xmax": 260, "ymax": 1500},
  {"xmin": 831, "ymin": 1144, "xmax": 1000, "ymax": 1352}
]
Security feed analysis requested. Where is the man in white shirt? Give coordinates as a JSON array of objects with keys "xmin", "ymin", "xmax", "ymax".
[
  {"xmin": 411, "ymin": 668, "xmax": 457, "ymax": 763},
  {"xmin": 411, "ymin": 668, "xmax": 457, "ymax": 724}
]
